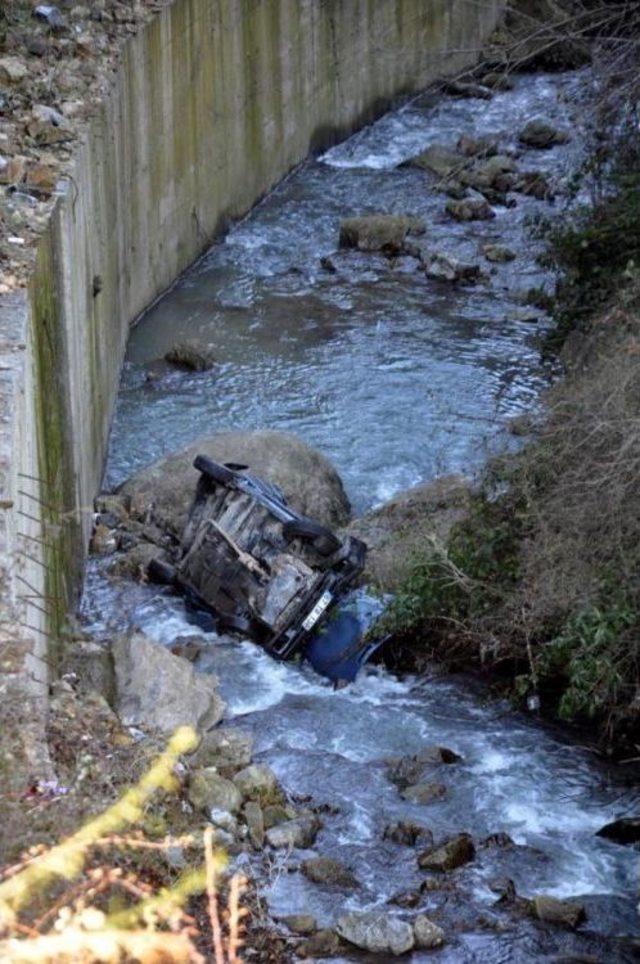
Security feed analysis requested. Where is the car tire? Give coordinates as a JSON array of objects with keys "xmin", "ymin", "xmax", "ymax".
[
  {"xmin": 148, "ymin": 558, "xmax": 178, "ymax": 586},
  {"xmin": 283, "ymin": 518, "xmax": 341, "ymax": 556},
  {"xmin": 193, "ymin": 454, "xmax": 236, "ymax": 486}
]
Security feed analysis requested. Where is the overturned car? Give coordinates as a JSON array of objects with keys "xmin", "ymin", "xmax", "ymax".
[{"xmin": 149, "ymin": 455, "xmax": 384, "ymax": 680}]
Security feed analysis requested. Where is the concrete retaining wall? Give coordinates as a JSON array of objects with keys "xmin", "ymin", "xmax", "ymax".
[{"xmin": 0, "ymin": 0, "xmax": 504, "ymax": 779}]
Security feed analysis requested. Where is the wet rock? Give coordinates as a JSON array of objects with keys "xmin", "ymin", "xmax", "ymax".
[
  {"xmin": 263, "ymin": 803, "xmax": 295, "ymax": 829},
  {"xmin": 296, "ymin": 929, "xmax": 345, "ymax": 958},
  {"xmin": 119, "ymin": 429, "xmax": 351, "ymax": 538},
  {"xmin": 481, "ymin": 72, "xmax": 514, "ymax": 91},
  {"xmin": 164, "ymin": 340, "xmax": 217, "ymax": 372},
  {"xmin": 33, "ymin": 5, "xmax": 67, "ymax": 31},
  {"xmin": 108, "ymin": 542, "xmax": 162, "ymax": 582},
  {"xmin": 457, "ymin": 134, "xmax": 499, "ymax": 158},
  {"xmin": 243, "ymin": 801, "xmax": 265, "ymax": 849},
  {"xmin": 347, "ymin": 475, "xmax": 472, "ymax": 592},
  {"xmin": 387, "ymin": 755, "xmax": 425, "ymax": 789},
  {"xmin": 446, "ymin": 197, "xmax": 495, "ymax": 222},
  {"xmin": 0, "ymin": 57, "xmax": 28, "ymax": 84},
  {"xmin": 169, "ymin": 636, "xmax": 203, "ymax": 662},
  {"xmin": 301, "ymin": 856, "xmax": 359, "ymax": 888},
  {"xmin": 209, "ymin": 808, "xmax": 239, "ymax": 836},
  {"xmin": 383, "ymin": 820, "xmax": 433, "ymax": 847},
  {"xmin": 483, "ymin": 244, "xmax": 516, "ymax": 263},
  {"xmin": 426, "ymin": 252, "xmax": 482, "ymax": 282},
  {"xmin": 90, "ymin": 523, "xmax": 117, "ymax": 555},
  {"xmin": 233, "ymin": 763, "xmax": 280, "ymax": 802},
  {"xmin": 112, "ymin": 631, "xmax": 225, "ymax": 734},
  {"xmin": 418, "ymin": 833, "xmax": 475, "ymax": 871},
  {"xmin": 336, "ymin": 911, "xmax": 415, "ymax": 956},
  {"xmin": 596, "ymin": 816, "xmax": 640, "ymax": 846},
  {"xmin": 320, "ymin": 255, "xmax": 337, "ymax": 273},
  {"xmin": 489, "ymin": 877, "xmax": 517, "ymax": 903},
  {"xmin": 390, "ymin": 889, "xmax": 422, "ymax": 908},
  {"xmin": 265, "ymin": 814, "xmax": 321, "ymax": 849},
  {"xmin": 190, "ymin": 726, "xmax": 253, "ymax": 770},
  {"xmin": 188, "ymin": 769, "xmax": 242, "ymax": 814},
  {"xmin": 413, "ymin": 914, "xmax": 445, "ymax": 949},
  {"xmin": 533, "ymin": 895, "xmax": 586, "ymax": 929},
  {"xmin": 481, "ymin": 832, "xmax": 515, "ymax": 849},
  {"xmin": 416, "ymin": 745, "xmax": 462, "ymax": 764},
  {"xmin": 402, "ymin": 781, "xmax": 447, "ymax": 805},
  {"xmin": 518, "ymin": 119, "xmax": 570, "ymax": 150},
  {"xmin": 338, "ymin": 215, "xmax": 425, "ymax": 254},
  {"xmin": 281, "ymin": 914, "xmax": 317, "ymax": 935},
  {"xmin": 514, "ymin": 170, "xmax": 554, "ymax": 201},
  {"xmin": 408, "ymin": 144, "xmax": 469, "ymax": 180},
  {"xmin": 444, "ymin": 80, "xmax": 492, "ymax": 100}
]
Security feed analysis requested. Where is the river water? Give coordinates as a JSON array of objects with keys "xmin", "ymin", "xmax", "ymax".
[{"xmin": 82, "ymin": 71, "xmax": 638, "ymax": 960}]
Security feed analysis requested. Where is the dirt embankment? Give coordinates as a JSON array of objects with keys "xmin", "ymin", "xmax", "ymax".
[{"xmin": 0, "ymin": 0, "xmax": 169, "ymax": 291}]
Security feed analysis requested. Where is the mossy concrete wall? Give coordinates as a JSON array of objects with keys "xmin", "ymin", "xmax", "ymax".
[{"xmin": 0, "ymin": 0, "xmax": 504, "ymax": 777}]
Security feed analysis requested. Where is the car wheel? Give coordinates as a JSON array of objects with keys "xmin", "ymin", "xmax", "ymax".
[
  {"xmin": 283, "ymin": 518, "xmax": 341, "ymax": 556},
  {"xmin": 193, "ymin": 454, "xmax": 236, "ymax": 486},
  {"xmin": 148, "ymin": 558, "xmax": 178, "ymax": 585}
]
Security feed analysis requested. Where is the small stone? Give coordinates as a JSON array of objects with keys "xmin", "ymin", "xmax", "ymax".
[
  {"xmin": 209, "ymin": 808, "xmax": 238, "ymax": 835},
  {"xmin": 191, "ymin": 727, "xmax": 253, "ymax": 769},
  {"xmin": 90, "ymin": 523, "xmax": 117, "ymax": 555},
  {"xmin": 481, "ymin": 832, "xmax": 515, "ymax": 849},
  {"xmin": 401, "ymin": 782, "xmax": 447, "ymax": 805},
  {"xmin": 75, "ymin": 32, "xmax": 95, "ymax": 57},
  {"xmin": 296, "ymin": 929, "xmax": 344, "ymax": 959},
  {"xmin": 0, "ymin": 57, "xmax": 28, "ymax": 84},
  {"xmin": 233, "ymin": 763, "xmax": 280, "ymax": 801},
  {"xmin": 426, "ymin": 253, "xmax": 481, "ymax": 284},
  {"xmin": 482, "ymin": 244, "xmax": 516, "ymax": 263},
  {"xmin": 481, "ymin": 72, "xmax": 514, "ymax": 91},
  {"xmin": 444, "ymin": 80, "xmax": 492, "ymax": 100},
  {"xmin": 301, "ymin": 856, "xmax": 359, "ymax": 889},
  {"xmin": 408, "ymin": 144, "xmax": 469, "ymax": 179},
  {"xmin": 413, "ymin": 914, "xmax": 445, "ymax": 949},
  {"xmin": 263, "ymin": 803, "xmax": 294, "ymax": 828},
  {"xmin": 533, "ymin": 895, "xmax": 586, "ymax": 929},
  {"xmin": 25, "ymin": 160, "xmax": 59, "ymax": 192},
  {"xmin": 337, "ymin": 911, "xmax": 415, "ymax": 956},
  {"xmin": 188, "ymin": 769, "xmax": 242, "ymax": 814},
  {"xmin": 415, "ymin": 745, "xmax": 462, "ymax": 764},
  {"xmin": 0, "ymin": 156, "xmax": 28, "ymax": 185},
  {"xmin": 164, "ymin": 340, "xmax": 217, "ymax": 372},
  {"xmin": 265, "ymin": 815, "xmax": 321, "ymax": 849},
  {"xmin": 446, "ymin": 197, "xmax": 495, "ymax": 222},
  {"xmin": 339, "ymin": 214, "xmax": 425, "ymax": 254},
  {"xmin": 281, "ymin": 914, "xmax": 317, "ymax": 935},
  {"xmin": 170, "ymin": 636, "xmax": 203, "ymax": 662},
  {"xmin": 418, "ymin": 833, "xmax": 475, "ymax": 872},
  {"xmin": 243, "ymin": 801, "xmax": 264, "ymax": 849},
  {"xmin": 518, "ymin": 119, "xmax": 570, "ymax": 150},
  {"xmin": 457, "ymin": 134, "xmax": 499, "ymax": 158},
  {"xmin": 33, "ymin": 5, "xmax": 67, "ymax": 31},
  {"xmin": 383, "ymin": 821, "xmax": 433, "ymax": 847},
  {"xmin": 27, "ymin": 37, "xmax": 48, "ymax": 57},
  {"xmin": 514, "ymin": 170, "xmax": 554, "ymax": 201}
]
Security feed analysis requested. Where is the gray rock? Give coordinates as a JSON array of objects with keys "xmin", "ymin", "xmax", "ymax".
[
  {"xmin": 444, "ymin": 80, "xmax": 492, "ymax": 100},
  {"xmin": 191, "ymin": 727, "xmax": 253, "ymax": 770},
  {"xmin": 401, "ymin": 782, "xmax": 447, "ymax": 805},
  {"xmin": 108, "ymin": 542, "xmax": 163, "ymax": 582},
  {"xmin": 413, "ymin": 914, "xmax": 446, "ymax": 948},
  {"xmin": 233, "ymin": 763, "xmax": 280, "ymax": 801},
  {"xmin": 243, "ymin": 801, "xmax": 265, "ymax": 849},
  {"xmin": 518, "ymin": 119, "xmax": 570, "ymax": 149},
  {"xmin": 481, "ymin": 72, "xmax": 514, "ymax": 91},
  {"xmin": 164, "ymin": 340, "xmax": 217, "ymax": 372},
  {"xmin": 347, "ymin": 476, "xmax": 471, "ymax": 592},
  {"xmin": 339, "ymin": 215, "xmax": 425, "ymax": 254},
  {"xmin": 188, "ymin": 769, "xmax": 242, "ymax": 814},
  {"xmin": 265, "ymin": 815, "xmax": 321, "ymax": 849},
  {"xmin": 596, "ymin": 816, "xmax": 640, "ymax": 846},
  {"xmin": 514, "ymin": 170, "xmax": 553, "ymax": 200},
  {"xmin": 337, "ymin": 911, "xmax": 415, "ymax": 956},
  {"xmin": 383, "ymin": 821, "xmax": 433, "ymax": 847},
  {"xmin": 533, "ymin": 895, "xmax": 586, "ymax": 928},
  {"xmin": 296, "ymin": 929, "xmax": 344, "ymax": 958},
  {"xmin": 416, "ymin": 745, "xmax": 462, "ymax": 764},
  {"xmin": 418, "ymin": 833, "xmax": 475, "ymax": 872},
  {"xmin": 112, "ymin": 632, "xmax": 225, "ymax": 734},
  {"xmin": 446, "ymin": 197, "xmax": 495, "ymax": 222},
  {"xmin": 62, "ymin": 640, "xmax": 115, "ymax": 705},
  {"xmin": 118, "ymin": 430, "xmax": 351, "ymax": 539},
  {"xmin": 263, "ymin": 803, "xmax": 295, "ymax": 828},
  {"xmin": 426, "ymin": 252, "xmax": 482, "ymax": 282},
  {"xmin": 301, "ymin": 856, "xmax": 359, "ymax": 888},
  {"xmin": 457, "ymin": 133, "xmax": 500, "ymax": 158},
  {"xmin": 482, "ymin": 244, "xmax": 516, "ymax": 263},
  {"xmin": 408, "ymin": 144, "xmax": 469, "ymax": 180},
  {"xmin": 281, "ymin": 914, "xmax": 317, "ymax": 935},
  {"xmin": 209, "ymin": 808, "xmax": 239, "ymax": 834}
]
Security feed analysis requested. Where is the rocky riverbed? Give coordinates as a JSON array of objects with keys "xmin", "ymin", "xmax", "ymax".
[{"xmin": 77, "ymin": 69, "xmax": 639, "ymax": 960}]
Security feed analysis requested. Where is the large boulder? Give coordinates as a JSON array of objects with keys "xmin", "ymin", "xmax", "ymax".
[
  {"xmin": 339, "ymin": 215, "xmax": 425, "ymax": 254},
  {"xmin": 118, "ymin": 430, "xmax": 351, "ymax": 539},
  {"xmin": 112, "ymin": 631, "xmax": 225, "ymax": 734},
  {"xmin": 425, "ymin": 254, "xmax": 482, "ymax": 284},
  {"xmin": 347, "ymin": 476, "xmax": 472, "ymax": 592},
  {"xmin": 407, "ymin": 144, "xmax": 469, "ymax": 180},
  {"xmin": 301, "ymin": 856, "xmax": 359, "ymax": 889},
  {"xmin": 418, "ymin": 833, "xmax": 475, "ymax": 872},
  {"xmin": 518, "ymin": 119, "xmax": 570, "ymax": 150},
  {"xmin": 336, "ymin": 911, "xmax": 415, "ymax": 956},
  {"xmin": 533, "ymin": 895, "xmax": 586, "ymax": 929}
]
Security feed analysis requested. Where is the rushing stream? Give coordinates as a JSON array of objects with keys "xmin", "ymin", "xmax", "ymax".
[{"xmin": 82, "ymin": 70, "xmax": 638, "ymax": 960}]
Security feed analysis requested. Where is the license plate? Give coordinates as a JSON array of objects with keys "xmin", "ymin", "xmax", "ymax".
[{"xmin": 302, "ymin": 591, "xmax": 333, "ymax": 631}]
